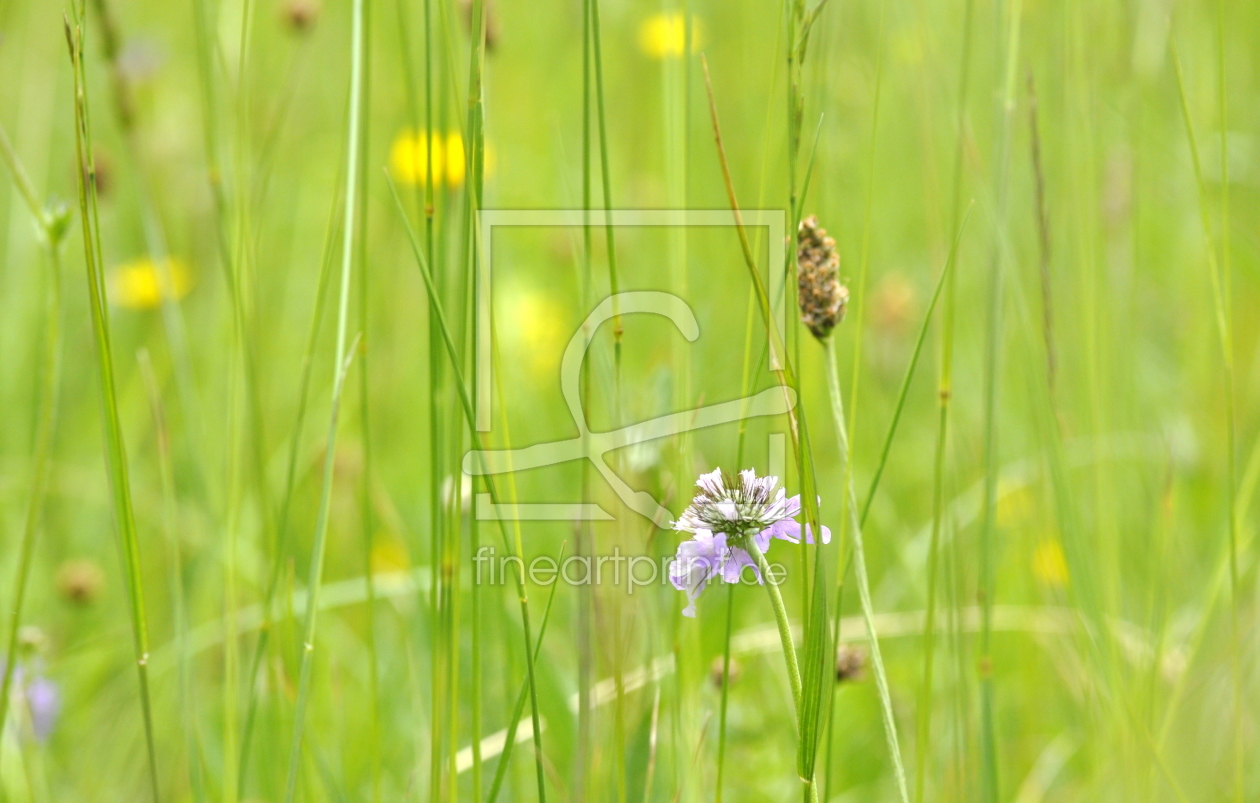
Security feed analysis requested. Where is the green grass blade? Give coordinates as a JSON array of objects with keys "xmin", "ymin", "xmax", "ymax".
[
  {"xmin": 485, "ymin": 544, "xmax": 567, "ymax": 803},
  {"xmin": 387, "ymin": 174, "xmax": 549, "ymax": 803},
  {"xmin": 356, "ymin": 0, "xmax": 381, "ymax": 796},
  {"xmin": 282, "ymin": 0, "xmax": 368, "ymax": 794},
  {"xmin": 713, "ymin": 582, "xmax": 737, "ymax": 803},
  {"xmin": 796, "ymin": 540, "xmax": 832, "ymax": 788},
  {"xmin": 977, "ymin": 3, "xmax": 1025, "ymax": 800},
  {"xmin": 237, "ymin": 157, "xmax": 345, "ymax": 795},
  {"xmin": 822, "ymin": 336, "xmax": 910, "ymax": 803},
  {"xmin": 915, "ymin": 2, "xmax": 975, "ymax": 797},
  {"xmin": 0, "ymin": 129, "xmax": 64, "ymax": 772},
  {"xmin": 1171, "ymin": 31, "xmax": 1241, "ymax": 801},
  {"xmin": 859, "ymin": 205, "xmax": 972, "ymax": 528},
  {"xmin": 137, "ymin": 350, "xmax": 206, "ymax": 802},
  {"xmin": 65, "ymin": 16, "xmax": 161, "ymax": 799}
]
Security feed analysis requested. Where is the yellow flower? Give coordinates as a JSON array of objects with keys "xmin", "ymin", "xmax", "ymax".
[
  {"xmin": 444, "ymin": 132, "xmax": 466, "ymax": 187},
  {"xmin": 389, "ymin": 130, "xmax": 494, "ymax": 189},
  {"xmin": 996, "ymin": 481, "xmax": 1034, "ymax": 528},
  {"xmin": 501, "ymin": 286, "xmax": 567, "ymax": 378},
  {"xmin": 369, "ymin": 538, "xmax": 411, "ymax": 574},
  {"xmin": 108, "ymin": 257, "xmax": 193, "ymax": 310},
  {"xmin": 639, "ymin": 12, "xmax": 701, "ymax": 59},
  {"xmin": 390, "ymin": 130, "xmax": 444, "ymax": 185},
  {"xmin": 1032, "ymin": 539, "xmax": 1070, "ymax": 588}
]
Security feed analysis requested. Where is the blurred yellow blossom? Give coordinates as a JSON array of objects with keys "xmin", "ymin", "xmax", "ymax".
[
  {"xmin": 1032, "ymin": 539, "xmax": 1070, "ymax": 588},
  {"xmin": 639, "ymin": 12, "xmax": 701, "ymax": 59},
  {"xmin": 996, "ymin": 480, "xmax": 1035, "ymax": 528},
  {"xmin": 389, "ymin": 130, "xmax": 494, "ymax": 189},
  {"xmin": 390, "ymin": 130, "xmax": 441, "ymax": 185},
  {"xmin": 501, "ymin": 286, "xmax": 567, "ymax": 378},
  {"xmin": 369, "ymin": 538, "xmax": 411, "ymax": 574},
  {"xmin": 444, "ymin": 132, "xmax": 466, "ymax": 187},
  {"xmin": 108, "ymin": 257, "xmax": 193, "ymax": 310}
]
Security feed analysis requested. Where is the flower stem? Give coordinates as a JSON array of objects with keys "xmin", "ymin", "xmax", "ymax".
[
  {"xmin": 714, "ymin": 583, "xmax": 735, "ymax": 803},
  {"xmin": 744, "ymin": 538, "xmax": 818, "ymax": 803},
  {"xmin": 745, "ymin": 539, "xmax": 801, "ymax": 706}
]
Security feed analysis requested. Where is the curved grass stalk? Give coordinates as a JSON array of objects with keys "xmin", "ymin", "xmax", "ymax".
[
  {"xmin": 823, "ymin": 11, "xmax": 887, "ymax": 791},
  {"xmin": 282, "ymin": 0, "xmax": 367, "ymax": 795},
  {"xmin": 578, "ymin": 3, "xmax": 595, "ymax": 792},
  {"xmin": 282, "ymin": 335, "xmax": 363, "ymax": 802},
  {"xmin": 456, "ymin": 601, "xmax": 1167, "ymax": 779},
  {"xmin": 353, "ymin": 1, "xmax": 382, "ymax": 798},
  {"xmin": 822, "ymin": 337, "xmax": 910, "ymax": 803},
  {"xmin": 236, "ymin": 158, "xmax": 344, "ymax": 796},
  {"xmin": 914, "ymin": 2, "xmax": 975, "ymax": 798},
  {"xmin": 976, "ymin": 5, "xmax": 1024, "ymax": 801},
  {"xmin": 816, "ymin": 185, "xmax": 972, "ymax": 803},
  {"xmin": 818, "ymin": 206, "xmax": 969, "ymax": 803},
  {"xmin": 701, "ymin": 54, "xmax": 830, "ymax": 797},
  {"xmin": 1210, "ymin": 5, "xmax": 1242, "ymax": 794},
  {"xmin": 65, "ymin": 14, "xmax": 161, "ymax": 799},
  {"xmin": 587, "ymin": 0, "xmax": 621, "ymax": 342},
  {"xmin": 722, "ymin": 33, "xmax": 789, "ymax": 793},
  {"xmin": 485, "ymin": 545, "xmax": 566, "ymax": 803},
  {"xmin": 91, "ymin": 0, "xmax": 219, "ymax": 512},
  {"xmin": 858, "ymin": 205, "xmax": 970, "ymax": 528},
  {"xmin": 460, "ymin": 2, "xmax": 489, "ymax": 795},
  {"xmin": 583, "ymin": 3, "xmax": 630, "ymax": 794},
  {"xmin": 0, "ymin": 126, "xmax": 64, "ymax": 775},
  {"xmin": 842, "ymin": 0, "xmax": 886, "ymax": 439},
  {"xmin": 699, "ymin": 56, "xmax": 821, "ymax": 538},
  {"xmin": 387, "ymin": 176, "xmax": 549, "ymax": 802},
  {"xmin": 137, "ymin": 351, "xmax": 205, "ymax": 801},
  {"xmin": 1171, "ymin": 31, "xmax": 1241, "ymax": 802}
]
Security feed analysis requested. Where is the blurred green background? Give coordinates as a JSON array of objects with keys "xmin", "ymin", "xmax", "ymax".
[{"xmin": 0, "ymin": 0, "xmax": 1257, "ymax": 799}]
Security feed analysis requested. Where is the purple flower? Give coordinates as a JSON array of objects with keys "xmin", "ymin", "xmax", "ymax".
[
  {"xmin": 24, "ymin": 675, "xmax": 59, "ymax": 741},
  {"xmin": 668, "ymin": 469, "xmax": 828, "ymax": 617},
  {"xmin": 2, "ymin": 659, "xmax": 61, "ymax": 742}
]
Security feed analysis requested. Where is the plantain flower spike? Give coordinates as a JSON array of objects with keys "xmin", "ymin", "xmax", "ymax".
[{"xmin": 796, "ymin": 214, "xmax": 848, "ymax": 340}]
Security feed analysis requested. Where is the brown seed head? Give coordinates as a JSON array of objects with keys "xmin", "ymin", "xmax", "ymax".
[
  {"xmin": 835, "ymin": 643, "xmax": 866, "ymax": 683},
  {"xmin": 282, "ymin": 0, "xmax": 320, "ymax": 33},
  {"xmin": 796, "ymin": 215, "xmax": 847, "ymax": 340},
  {"xmin": 56, "ymin": 559, "xmax": 105, "ymax": 605},
  {"xmin": 709, "ymin": 654, "xmax": 742, "ymax": 688},
  {"xmin": 459, "ymin": 0, "xmax": 499, "ymax": 52}
]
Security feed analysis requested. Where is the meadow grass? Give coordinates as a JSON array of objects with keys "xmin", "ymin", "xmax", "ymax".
[{"xmin": 0, "ymin": 0, "xmax": 1257, "ymax": 800}]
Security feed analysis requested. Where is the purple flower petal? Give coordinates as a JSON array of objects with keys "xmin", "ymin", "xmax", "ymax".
[
  {"xmin": 811, "ymin": 524, "xmax": 831, "ymax": 545},
  {"xmin": 761, "ymin": 519, "xmax": 801, "ymax": 544},
  {"xmin": 782, "ymin": 494, "xmax": 801, "ymax": 518},
  {"xmin": 669, "ymin": 530, "xmax": 725, "ymax": 617},
  {"xmin": 723, "ymin": 548, "xmax": 763, "ymax": 584}
]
